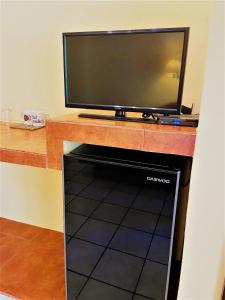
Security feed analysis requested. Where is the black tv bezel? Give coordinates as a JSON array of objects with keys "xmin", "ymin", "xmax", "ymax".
[{"xmin": 63, "ymin": 27, "xmax": 189, "ymax": 115}]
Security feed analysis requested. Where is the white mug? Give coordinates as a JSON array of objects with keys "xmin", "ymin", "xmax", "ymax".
[
  {"xmin": 1, "ymin": 108, "xmax": 12, "ymax": 126},
  {"xmin": 22, "ymin": 110, "xmax": 48, "ymax": 126},
  {"xmin": 32, "ymin": 111, "xmax": 48, "ymax": 127},
  {"xmin": 23, "ymin": 110, "xmax": 35, "ymax": 125}
]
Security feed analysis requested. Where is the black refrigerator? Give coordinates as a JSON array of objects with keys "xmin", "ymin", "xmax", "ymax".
[{"xmin": 63, "ymin": 144, "xmax": 190, "ymax": 300}]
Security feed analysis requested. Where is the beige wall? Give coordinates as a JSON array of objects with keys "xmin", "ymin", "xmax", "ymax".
[
  {"xmin": 1, "ymin": 1, "xmax": 212, "ymax": 121},
  {"xmin": 0, "ymin": 163, "xmax": 63, "ymax": 231},
  {"xmin": 178, "ymin": 2, "xmax": 225, "ymax": 299}
]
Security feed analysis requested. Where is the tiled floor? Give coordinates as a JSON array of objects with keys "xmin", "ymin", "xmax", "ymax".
[
  {"xmin": 64, "ymin": 158, "xmax": 173, "ymax": 300},
  {"xmin": 0, "ymin": 217, "xmax": 65, "ymax": 300}
]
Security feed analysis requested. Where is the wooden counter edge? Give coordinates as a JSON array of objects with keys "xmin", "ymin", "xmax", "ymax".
[{"xmin": 0, "ymin": 148, "xmax": 47, "ymax": 168}]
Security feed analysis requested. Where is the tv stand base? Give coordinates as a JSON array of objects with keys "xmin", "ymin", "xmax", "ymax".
[
  {"xmin": 79, "ymin": 112, "xmax": 198, "ymax": 127},
  {"xmin": 78, "ymin": 111, "xmax": 157, "ymax": 124}
]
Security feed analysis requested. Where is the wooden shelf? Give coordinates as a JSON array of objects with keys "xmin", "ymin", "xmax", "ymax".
[
  {"xmin": 0, "ymin": 111, "xmax": 197, "ymax": 169},
  {"xmin": 0, "ymin": 123, "xmax": 47, "ymax": 168},
  {"xmin": 47, "ymin": 110, "xmax": 196, "ymax": 169}
]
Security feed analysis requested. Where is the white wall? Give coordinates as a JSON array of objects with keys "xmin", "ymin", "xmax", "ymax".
[{"xmin": 178, "ymin": 2, "xmax": 225, "ymax": 299}]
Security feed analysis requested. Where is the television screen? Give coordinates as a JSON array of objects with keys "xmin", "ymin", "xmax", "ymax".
[{"xmin": 63, "ymin": 28, "xmax": 189, "ymax": 114}]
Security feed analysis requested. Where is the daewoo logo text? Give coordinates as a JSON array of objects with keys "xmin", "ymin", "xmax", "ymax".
[{"xmin": 147, "ymin": 177, "xmax": 170, "ymax": 184}]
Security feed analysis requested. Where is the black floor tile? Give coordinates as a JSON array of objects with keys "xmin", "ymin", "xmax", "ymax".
[
  {"xmin": 92, "ymin": 178, "xmax": 115, "ymax": 188},
  {"xmin": 155, "ymin": 216, "xmax": 172, "ymax": 238},
  {"xmin": 78, "ymin": 279, "xmax": 132, "ymax": 300},
  {"xmin": 147, "ymin": 236, "xmax": 171, "ymax": 265},
  {"xmin": 71, "ymin": 173, "xmax": 94, "ymax": 185},
  {"xmin": 92, "ymin": 203, "xmax": 127, "ymax": 224},
  {"xmin": 65, "ymin": 213, "xmax": 87, "ymax": 236},
  {"xmin": 80, "ymin": 165, "xmax": 97, "ymax": 176},
  {"xmin": 69, "ymin": 182, "xmax": 88, "ymax": 195},
  {"xmin": 76, "ymin": 219, "xmax": 117, "ymax": 246},
  {"xmin": 65, "ymin": 193, "xmax": 75, "ymax": 205},
  {"xmin": 66, "ymin": 271, "xmax": 87, "ymax": 300},
  {"xmin": 161, "ymin": 195, "xmax": 174, "ymax": 217},
  {"xmin": 65, "ymin": 182, "xmax": 73, "ymax": 194},
  {"xmin": 136, "ymin": 260, "xmax": 168, "ymax": 300},
  {"xmin": 64, "ymin": 170, "xmax": 76, "ymax": 181},
  {"xmin": 66, "ymin": 235, "xmax": 71, "ymax": 243},
  {"xmin": 67, "ymin": 238, "xmax": 104, "ymax": 276},
  {"xmin": 92, "ymin": 249, "xmax": 143, "ymax": 292},
  {"xmin": 109, "ymin": 227, "xmax": 152, "ymax": 258},
  {"xmin": 114, "ymin": 182, "xmax": 140, "ymax": 194},
  {"xmin": 132, "ymin": 188, "xmax": 166, "ymax": 214},
  {"xmin": 67, "ymin": 196, "xmax": 99, "ymax": 216},
  {"xmin": 122, "ymin": 209, "xmax": 158, "ymax": 234},
  {"xmin": 104, "ymin": 190, "xmax": 136, "ymax": 207},
  {"xmin": 80, "ymin": 183, "xmax": 111, "ymax": 201}
]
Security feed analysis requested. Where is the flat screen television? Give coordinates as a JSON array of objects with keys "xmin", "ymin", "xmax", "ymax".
[{"xmin": 63, "ymin": 28, "xmax": 189, "ymax": 118}]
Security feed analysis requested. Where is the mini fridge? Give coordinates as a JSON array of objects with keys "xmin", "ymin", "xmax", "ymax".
[{"xmin": 63, "ymin": 144, "xmax": 190, "ymax": 300}]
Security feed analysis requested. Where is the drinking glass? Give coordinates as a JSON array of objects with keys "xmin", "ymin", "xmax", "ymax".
[{"xmin": 1, "ymin": 108, "xmax": 12, "ymax": 126}]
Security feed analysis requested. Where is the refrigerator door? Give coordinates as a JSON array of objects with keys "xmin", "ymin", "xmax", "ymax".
[{"xmin": 63, "ymin": 153, "xmax": 180, "ymax": 300}]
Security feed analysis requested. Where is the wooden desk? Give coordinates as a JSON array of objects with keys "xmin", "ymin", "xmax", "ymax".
[
  {"xmin": 0, "ymin": 111, "xmax": 197, "ymax": 169},
  {"xmin": 0, "ymin": 123, "xmax": 47, "ymax": 168},
  {"xmin": 46, "ymin": 111, "xmax": 196, "ymax": 170}
]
